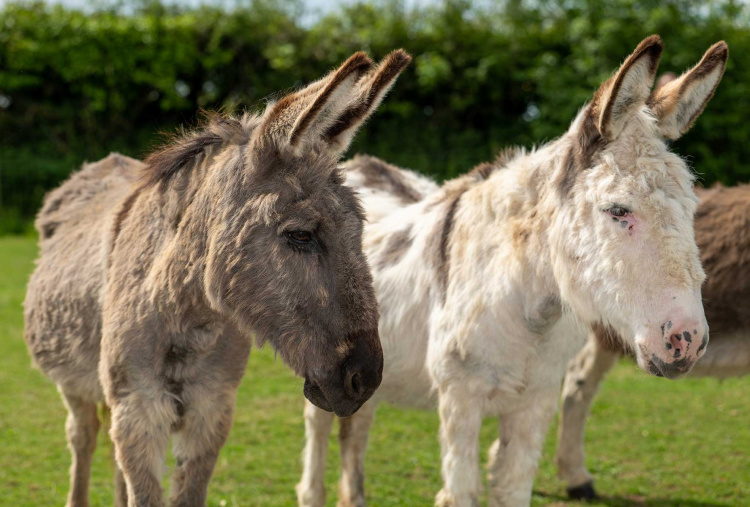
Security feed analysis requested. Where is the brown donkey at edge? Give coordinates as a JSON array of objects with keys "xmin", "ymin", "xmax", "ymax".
[{"xmin": 23, "ymin": 50, "xmax": 411, "ymax": 507}]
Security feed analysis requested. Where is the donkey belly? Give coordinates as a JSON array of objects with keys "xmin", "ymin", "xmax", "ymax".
[
  {"xmin": 24, "ymin": 154, "xmax": 141, "ymax": 402},
  {"xmin": 25, "ymin": 266, "xmax": 106, "ymax": 401},
  {"xmin": 369, "ymin": 267, "xmax": 437, "ymax": 410}
]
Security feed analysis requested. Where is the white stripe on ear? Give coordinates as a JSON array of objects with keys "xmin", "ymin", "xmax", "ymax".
[
  {"xmin": 596, "ymin": 35, "xmax": 663, "ymax": 141},
  {"xmin": 324, "ymin": 49, "xmax": 412, "ymax": 155},
  {"xmin": 649, "ymin": 41, "xmax": 728, "ymax": 140},
  {"xmin": 287, "ymin": 53, "xmax": 374, "ymax": 151},
  {"xmin": 257, "ymin": 52, "xmax": 373, "ymax": 153}
]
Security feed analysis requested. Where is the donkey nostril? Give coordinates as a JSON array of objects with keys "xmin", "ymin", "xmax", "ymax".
[
  {"xmin": 351, "ymin": 373, "xmax": 362, "ymax": 395},
  {"xmin": 667, "ymin": 333, "xmax": 685, "ymax": 357},
  {"xmin": 345, "ymin": 370, "xmax": 364, "ymax": 400}
]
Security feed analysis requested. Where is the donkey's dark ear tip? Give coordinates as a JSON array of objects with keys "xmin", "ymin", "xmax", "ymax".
[
  {"xmin": 709, "ymin": 41, "xmax": 729, "ymax": 60},
  {"xmin": 640, "ymin": 34, "xmax": 664, "ymax": 49},
  {"xmin": 631, "ymin": 35, "xmax": 663, "ymax": 75},
  {"xmin": 385, "ymin": 49, "xmax": 413, "ymax": 70},
  {"xmin": 343, "ymin": 51, "xmax": 375, "ymax": 75}
]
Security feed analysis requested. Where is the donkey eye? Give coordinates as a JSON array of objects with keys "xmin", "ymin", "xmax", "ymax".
[
  {"xmin": 608, "ymin": 206, "xmax": 629, "ymax": 217},
  {"xmin": 287, "ymin": 231, "xmax": 313, "ymax": 244}
]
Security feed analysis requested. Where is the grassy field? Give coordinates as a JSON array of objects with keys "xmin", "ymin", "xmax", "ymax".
[{"xmin": 1, "ymin": 234, "xmax": 748, "ymax": 506}]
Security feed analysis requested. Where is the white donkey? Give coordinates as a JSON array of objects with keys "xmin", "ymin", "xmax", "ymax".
[
  {"xmin": 297, "ymin": 36, "xmax": 727, "ymax": 507},
  {"xmin": 557, "ymin": 183, "xmax": 750, "ymax": 501}
]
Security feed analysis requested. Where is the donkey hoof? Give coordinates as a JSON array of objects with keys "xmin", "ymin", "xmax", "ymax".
[{"xmin": 567, "ymin": 481, "xmax": 598, "ymax": 501}]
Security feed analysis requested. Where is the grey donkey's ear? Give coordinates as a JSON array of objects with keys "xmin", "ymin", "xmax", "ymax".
[
  {"xmin": 648, "ymin": 41, "xmax": 728, "ymax": 140},
  {"xmin": 592, "ymin": 35, "xmax": 663, "ymax": 141},
  {"xmin": 259, "ymin": 52, "xmax": 374, "ymax": 153},
  {"xmin": 323, "ymin": 49, "xmax": 412, "ymax": 154}
]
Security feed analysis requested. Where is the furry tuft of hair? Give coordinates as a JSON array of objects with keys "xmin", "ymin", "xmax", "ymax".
[{"xmin": 142, "ymin": 111, "xmax": 256, "ymax": 188}]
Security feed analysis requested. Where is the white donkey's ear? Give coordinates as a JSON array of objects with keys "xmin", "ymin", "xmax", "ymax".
[
  {"xmin": 323, "ymin": 49, "xmax": 412, "ymax": 154},
  {"xmin": 594, "ymin": 35, "xmax": 663, "ymax": 141},
  {"xmin": 649, "ymin": 41, "xmax": 728, "ymax": 140},
  {"xmin": 258, "ymin": 52, "xmax": 374, "ymax": 153}
]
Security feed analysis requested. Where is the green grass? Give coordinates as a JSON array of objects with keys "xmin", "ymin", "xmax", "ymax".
[{"xmin": 1, "ymin": 235, "xmax": 748, "ymax": 506}]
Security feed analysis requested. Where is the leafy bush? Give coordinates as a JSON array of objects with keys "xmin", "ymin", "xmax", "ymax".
[{"xmin": 1, "ymin": 0, "xmax": 749, "ymax": 226}]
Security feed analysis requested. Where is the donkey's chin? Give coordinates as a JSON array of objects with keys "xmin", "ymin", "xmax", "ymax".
[
  {"xmin": 303, "ymin": 378, "xmax": 370, "ymax": 417},
  {"xmin": 303, "ymin": 379, "xmax": 333, "ymax": 412},
  {"xmin": 636, "ymin": 343, "xmax": 693, "ymax": 380}
]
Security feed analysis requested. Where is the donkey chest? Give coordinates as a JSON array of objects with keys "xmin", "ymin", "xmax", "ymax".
[{"xmin": 433, "ymin": 300, "xmax": 584, "ymax": 408}]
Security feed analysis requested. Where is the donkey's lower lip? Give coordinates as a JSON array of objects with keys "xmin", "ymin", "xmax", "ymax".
[
  {"xmin": 638, "ymin": 343, "xmax": 665, "ymax": 377},
  {"xmin": 303, "ymin": 379, "xmax": 332, "ymax": 412}
]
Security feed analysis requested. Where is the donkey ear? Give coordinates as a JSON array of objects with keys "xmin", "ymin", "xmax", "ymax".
[
  {"xmin": 648, "ymin": 41, "xmax": 728, "ymax": 140},
  {"xmin": 260, "ymin": 52, "xmax": 374, "ymax": 152},
  {"xmin": 323, "ymin": 49, "xmax": 412, "ymax": 154},
  {"xmin": 594, "ymin": 35, "xmax": 663, "ymax": 141}
]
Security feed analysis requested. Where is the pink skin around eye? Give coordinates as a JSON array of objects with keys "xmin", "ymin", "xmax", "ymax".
[{"xmin": 605, "ymin": 209, "xmax": 637, "ymax": 236}]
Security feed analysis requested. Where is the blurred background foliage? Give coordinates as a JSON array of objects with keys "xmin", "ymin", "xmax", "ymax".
[{"xmin": 1, "ymin": 0, "xmax": 748, "ymax": 233}]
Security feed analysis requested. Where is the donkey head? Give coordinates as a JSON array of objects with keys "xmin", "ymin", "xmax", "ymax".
[
  {"xmin": 556, "ymin": 36, "xmax": 727, "ymax": 378},
  {"xmin": 203, "ymin": 51, "xmax": 411, "ymax": 416}
]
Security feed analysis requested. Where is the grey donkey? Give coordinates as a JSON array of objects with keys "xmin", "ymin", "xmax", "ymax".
[{"xmin": 23, "ymin": 50, "xmax": 411, "ymax": 507}]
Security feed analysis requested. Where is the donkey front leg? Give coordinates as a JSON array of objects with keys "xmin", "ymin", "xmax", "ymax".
[
  {"xmin": 337, "ymin": 401, "xmax": 377, "ymax": 507},
  {"xmin": 114, "ymin": 458, "xmax": 129, "ymax": 507},
  {"xmin": 435, "ymin": 384, "xmax": 483, "ymax": 507},
  {"xmin": 487, "ymin": 392, "xmax": 557, "ymax": 507},
  {"xmin": 556, "ymin": 337, "xmax": 619, "ymax": 500},
  {"xmin": 109, "ymin": 392, "xmax": 174, "ymax": 507},
  {"xmin": 297, "ymin": 401, "xmax": 335, "ymax": 507},
  {"xmin": 60, "ymin": 390, "xmax": 100, "ymax": 507},
  {"xmin": 169, "ymin": 385, "xmax": 238, "ymax": 507}
]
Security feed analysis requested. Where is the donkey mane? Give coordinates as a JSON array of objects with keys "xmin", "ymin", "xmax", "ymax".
[
  {"xmin": 142, "ymin": 111, "xmax": 258, "ymax": 188},
  {"xmin": 466, "ymin": 146, "xmax": 526, "ymax": 182}
]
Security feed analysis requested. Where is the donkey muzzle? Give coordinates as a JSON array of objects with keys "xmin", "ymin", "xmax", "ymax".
[{"xmin": 303, "ymin": 329, "xmax": 383, "ymax": 417}]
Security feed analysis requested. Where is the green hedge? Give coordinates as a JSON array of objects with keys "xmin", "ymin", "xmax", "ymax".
[{"xmin": 1, "ymin": 0, "xmax": 749, "ymax": 231}]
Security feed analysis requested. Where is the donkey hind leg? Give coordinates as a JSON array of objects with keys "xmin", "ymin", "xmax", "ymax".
[
  {"xmin": 168, "ymin": 387, "xmax": 238, "ymax": 507},
  {"xmin": 337, "ymin": 401, "xmax": 376, "ymax": 507},
  {"xmin": 60, "ymin": 389, "xmax": 100, "ymax": 507},
  {"xmin": 487, "ymin": 392, "xmax": 557, "ymax": 507},
  {"xmin": 555, "ymin": 338, "xmax": 619, "ymax": 500},
  {"xmin": 435, "ymin": 384, "xmax": 483, "ymax": 507},
  {"xmin": 297, "ymin": 400, "xmax": 335, "ymax": 507},
  {"xmin": 110, "ymin": 393, "xmax": 174, "ymax": 507}
]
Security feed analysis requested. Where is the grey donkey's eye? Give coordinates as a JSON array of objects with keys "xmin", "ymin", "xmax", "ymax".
[
  {"xmin": 608, "ymin": 206, "xmax": 629, "ymax": 217},
  {"xmin": 287, "ymin": 231, "xmax": 313, "ymax": 244}
]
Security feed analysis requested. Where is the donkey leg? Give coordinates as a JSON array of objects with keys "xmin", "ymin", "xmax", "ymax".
[
  {"xmin": 168, "ymin": 386, "xmax": 237, "ymax": 507},
  {"xmin": 337, "ymin": 401, "xmax": 376, "ymax": 507},
  {"xmin": 297, "ymin": 400, "xmax": 335, "ymax": 507},
  {"xmin": 109, "ymin": 394, "xmax": 174, "ymax": 507},
  {"xmin": 102, "ymin": 403, "xmax": 129, "ymax": 507},
  {"xmin": 556, "ymin": 337, "xmax": 619, "ymax": 499},
  {"xmin": 113, "ymin": 460, "xmax": 128, "ymax": 507},
  {"xmin": 60, "ymin": 390, "xmax": 100, "ymax": 507},
  {"xmin": 487, "ymin": 392, "xmax": 557, "ymax": 507},
  {"xmin": 435, "ymin": 385, "xmax": 483, "ymax": 507}
]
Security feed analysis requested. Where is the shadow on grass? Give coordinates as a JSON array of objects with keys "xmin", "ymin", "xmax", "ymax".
[{"xmin": 534, "ymin": 490, "xmax": 731, "ymax": 507}]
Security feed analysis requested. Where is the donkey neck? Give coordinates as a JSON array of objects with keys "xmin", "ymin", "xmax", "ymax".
[
  {"xmin": 139, "ymin": 144, "xmax": 240, "ymax": 321},
  {"xmin": 446, "ymin": 135, "xmax": 576, "ymax": 305}
]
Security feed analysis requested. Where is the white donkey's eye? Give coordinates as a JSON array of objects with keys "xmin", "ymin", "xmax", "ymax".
[{"xmin": 608, "ymin": 206, "xmax": 629, "ymax": 217}]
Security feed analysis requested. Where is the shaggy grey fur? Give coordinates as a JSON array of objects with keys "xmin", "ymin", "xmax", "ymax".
[{"xmin": 24, "ymin": 50, "xmax": 411, "ymax": 507}]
